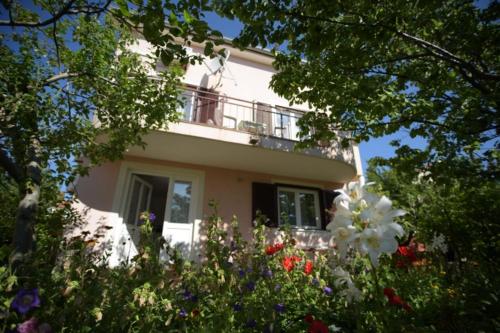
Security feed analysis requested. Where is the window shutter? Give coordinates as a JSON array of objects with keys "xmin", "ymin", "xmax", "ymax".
[
  {"xmin": 320, "ymin": 190, "xmax": 340, "ymax": 229},
  {"xmin": 252, "ymin": 182, "xmax": 278, "ymax": 227}
]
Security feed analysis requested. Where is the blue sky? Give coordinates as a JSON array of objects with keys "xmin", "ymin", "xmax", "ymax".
[{"xmin": 202, "ymin": 12, "xmax": 428, "ymax": 174}]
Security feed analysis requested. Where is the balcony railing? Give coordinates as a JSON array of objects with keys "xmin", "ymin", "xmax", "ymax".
[{"xmin": 176, "ymin": 87, "xmax": 308, "ymax": 141}]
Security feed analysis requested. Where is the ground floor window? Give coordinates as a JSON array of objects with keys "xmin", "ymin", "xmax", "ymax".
[{"xmin": 278, "ymin": 186, "xmax": 321, "ymax": 229}]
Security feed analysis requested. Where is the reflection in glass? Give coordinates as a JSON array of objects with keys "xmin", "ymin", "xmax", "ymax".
[
  {"xmin": 279, "ymin": 190, "xmax": 297, "ymax": 225},
  {"xmin": 170, "ymin": 181, "xmax": 192, "ymax": 223},
  {"xmin": 300, "ymin": 193, "xmax": 317, "ymax": 227}
]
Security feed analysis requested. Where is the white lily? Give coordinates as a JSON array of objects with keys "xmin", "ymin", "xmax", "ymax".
[
  {"xmin": 327, "ymin": 215, "xmax": 358, "ymax": 258},
  {"xmin": 359, "ymin": 227, "xmax": 400, "ymax": 267},
  {"xmin": 332, "ymin": 266, "xmax": 361, "ymax": 303}
]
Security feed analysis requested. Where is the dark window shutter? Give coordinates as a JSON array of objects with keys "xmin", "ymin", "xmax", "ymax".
[
  {"xmin": 252, "ymin": 182, "xmax": 278, "ymax": 227},
  {"xmin": 320, "ymin": 190, "xmax": 340, "ymax": 229}
]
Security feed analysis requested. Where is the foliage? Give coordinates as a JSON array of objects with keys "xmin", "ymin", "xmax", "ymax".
[
  {"xmin": 1, "ymin": 191, "xmax": 498, "ymax": 332},
  {"xmin": 212, "ymin": 0, "xmax": 499, "ymax": 164},
  {"xmin": 0, "ymin": 0, "xmax": 222, "ymax": 260},
  {"xmin": 367, "ymin": 157, "xmax": 500, "ymax": 331}
]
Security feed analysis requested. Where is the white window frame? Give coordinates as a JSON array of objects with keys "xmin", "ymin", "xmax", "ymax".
[
  {"xmin": 277, "ymin": 186, "xmax": 321, "ymax": 230},
  {"xmin": 124, "ymin": 175, "xmax": 153, "ymax": 226}
]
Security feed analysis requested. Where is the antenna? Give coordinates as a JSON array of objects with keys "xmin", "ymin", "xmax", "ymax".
[{"xmin": 204, "ymin": 50, "xmax": 230, "ymax": 75}]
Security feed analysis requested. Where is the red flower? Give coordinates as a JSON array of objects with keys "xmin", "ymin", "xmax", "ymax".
[
  {"xmin": 396, "ymin": 246, "xmax": 418, "ymax": 268},
  {"xmin": 383, "ymin": 287, "xmax": 412, "ymax": 312},
  {"xmin": 304, "ymin": 260, "xmax": 313, "ymax": 275},
  {"xmin": 265, "ymin": 243, "xmax": 285, "ymax": 255},
  {"xmin": 291, "ymin": 255, "xmax": 302, "ymax": 262},
  {"xmin": 304, "ymin": 314, "xmax": 314, "ymax": 323},
  {"xmin": 283, "ymin": 257, "xmax": 295, "ymax": 272},
  {"xmin": 308, "ymin": 320, "xmax": 329, "ymax": 333},
  {"xmin": 266, "ymin": 245, "xmax": 276, "ymax": 255}
]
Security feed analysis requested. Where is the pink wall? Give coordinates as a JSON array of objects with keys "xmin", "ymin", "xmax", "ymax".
[{"xmin": 75, "ymin": 156, "xmax": 342, "ymax": 255}]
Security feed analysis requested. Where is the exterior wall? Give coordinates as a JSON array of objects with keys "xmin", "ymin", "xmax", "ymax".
[{"xmin": 75, "ymin": 156, "xmax": 342, "ymax": 262}]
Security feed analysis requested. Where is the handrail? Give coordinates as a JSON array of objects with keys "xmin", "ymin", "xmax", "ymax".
[{"xmin": 182, "ymin": 85, "xmax": 309, "ymax": 116}]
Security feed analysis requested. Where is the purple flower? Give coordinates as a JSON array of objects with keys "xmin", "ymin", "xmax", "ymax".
[
  {"xmin": 245, "ymin": 281, "xmax": 256, "ymax": 292},
  {"xmin": 182, "ymin": 289, "xmax": 192, "ymax": 300},
  {"xmin": 11, "ymin": 289, "xmax": 41, "ymax": 315},
  {"xmin": 323, "ymin": 286, "xmax": 333, "ymax": 295},
  {"xmin": 179, "ymin": 308, "xmax": 188, "ymax": 318},
  {"xmin": 182, "ymin": 289, "xmax": 197, "ymax": 302},
  {"xmin": 262, "ymin": 268, "xmax": 273, "ymax": 278},
  {"xmin": 233, "ymin": 302, "xmax": 243, "ymax": 312},
  {"xmin": 274, "ymin": 303, "xmax": 285, "ymax": 313},
  {"xmin": 245, "ymin": 319, "xmax": 257, "ymax": 328},
  {"xmin": 149, "ymin": 213, "xmax": 156, "ymax": 222},
  {"xmin": 17, "ymin": 318, "xmax": 38, "ymax": 333},
  {"xmin": 274, "ymin": 284, "xmax": 281, "ymax": 292},
  {"xmin": 238, "ymin": 268, "xmax": 246, "ymax": 277}
]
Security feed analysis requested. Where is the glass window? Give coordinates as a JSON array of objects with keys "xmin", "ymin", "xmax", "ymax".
[
  {"xmin": 278, "ymin": 187, "xmax": 321, "ymax": 229},
  {"xmin": 170, "ymin": 181, "xmax": 192, "ymax": 223},
  {"xmin": 278, "ymin": 190, "xmax": 297, "ymax": 225}
]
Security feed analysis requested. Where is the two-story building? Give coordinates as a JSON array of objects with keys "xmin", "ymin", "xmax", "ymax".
[{"xmin": 74, "ymin": 37, "xmax": 363, "ymax": 266}]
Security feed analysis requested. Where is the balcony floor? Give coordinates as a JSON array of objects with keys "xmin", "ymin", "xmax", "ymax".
[{"xmin": 125, "ymin": 123, "xmax": 358, "ymax": 183}]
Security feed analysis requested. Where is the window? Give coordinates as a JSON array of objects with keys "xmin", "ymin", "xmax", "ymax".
[{"xmin": 277, "ymin": 187, "xmax": 321, "ymax": 229}]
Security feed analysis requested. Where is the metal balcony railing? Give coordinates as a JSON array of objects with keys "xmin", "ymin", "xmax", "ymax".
[{"xmin": 176, "ymin": 87, "xmax": 308, "ymax": 141}]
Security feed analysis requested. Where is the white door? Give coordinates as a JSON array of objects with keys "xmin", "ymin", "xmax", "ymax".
[
  {"xmin": 121, "ymin": 175, "xmax": 153, "ymax": 261},
  {"xmin": 162, "ymin": 179, "xmax": 194, "ymax": 259}
]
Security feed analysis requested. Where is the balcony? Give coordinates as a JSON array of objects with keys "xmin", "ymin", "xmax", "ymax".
[{"xmin": 125, "ymin": 87, "xmax": 360, "ymax": 183}]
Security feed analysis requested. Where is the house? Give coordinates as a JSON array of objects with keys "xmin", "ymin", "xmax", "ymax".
[{"xmin": 73, "ymin": 37, "xmax": 363, "ymax": 266}]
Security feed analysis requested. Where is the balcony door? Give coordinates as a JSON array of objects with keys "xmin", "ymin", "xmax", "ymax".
[{"xmin": 113, "ymin": 166, "xmax": 203, "ymax": 265}]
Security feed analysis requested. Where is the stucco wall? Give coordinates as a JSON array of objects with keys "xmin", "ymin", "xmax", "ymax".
[{"xmin": 74, "ymin": 156, "xmax": 342, "ymax": 261}]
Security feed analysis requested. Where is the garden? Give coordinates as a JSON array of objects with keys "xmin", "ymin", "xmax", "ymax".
[{"xmin": 1, "ymin": 0, "xmax": 499, "ymax": 332}]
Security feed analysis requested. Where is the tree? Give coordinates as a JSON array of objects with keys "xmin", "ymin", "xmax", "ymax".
[
  {"xmin": 0, "ymin": 0, "xmax": 220, "ymax": 265},
  {"xmin": 213, "ymin": 0, "xmax": 499, "ymax": 170}
]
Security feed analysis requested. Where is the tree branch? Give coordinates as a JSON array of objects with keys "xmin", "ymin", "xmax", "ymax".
[
  {"xmin": 0, "ymin": 0, "xmax": 113, "ymax": 28},
  {"xmin": 0, "ymin": 147, "xmax": 22, "ymax": 183},
  {"xmin": 43, "ymin": 72, "xmax": 81, "ymax": 86},
  {"xmin": 0, "ymin": 0, "xmax": 78, "ymax": 28}
]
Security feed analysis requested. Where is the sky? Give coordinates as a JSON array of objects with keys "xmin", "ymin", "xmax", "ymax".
[{"xmin": 202, "ymin": 11, "xmax": 428, "ymax": 174}]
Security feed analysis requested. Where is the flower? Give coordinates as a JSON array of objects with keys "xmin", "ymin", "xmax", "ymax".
[
  {"xmin": 312, "ymin": 278, "xmax": 319, "ymax": 286},
  {"xmin": 304, "ymin": 260, "xmax": 313, "ymax": 275},
  {"xmin": 11, "ymin": 288, "xmax": 41, "ymax": 315},
  {"xmin": 17, "ymin": 318, "xmax": 38, "ymax": 333},
  {"xmin": 191, "ymin": 309, "xmax": 200, "ymax": 317},
  {"xmin": 428, "ymin": 233, "xmax": 448, "ymax": 253},
  {"xmin": 265, "ymin": 243, "xmax": 284, "ymax": 255},
  {"xmin": 282, "ymin": 257, "xmax": 295, "ymax": 272},
  {"xmin": 274, "ymin": 284, "xmax": 282, "ymax": 291},
  {"xmin": 238, "ymin": 268, "xmax": 246, "ymax": 277},
  {"xmin": 308, "ymin": 319, "xmax": 329, "ymax": 333},
  {"xmin": 396, "ymin": 245, "xmax": 418, "ymax": 268},
  {"xmin": 179, "ymin": 308, "xmax": 188, "ymax": 318},
  {"xmin": 333, "ymin": 267, "xmax": 361, "ymax": 303},
  {"xmin": 304, "ymin": 314, "xmax": 314, "ymax": 323},
  {"xmin": 274, "ymin": 303, "xmax": 285, "ymax": 313},
  {"xmin": 149, "ymin": 212, "xmax": 156, "ymax": 222},
  {"xmin": 359, "ymin": 227, "xmax": 401, "ymax": 267},
  {"xmin": 326, "ymin": 182, "xmax": 406, "ymax": 266},
  {"xmin": 262, "ymin": 268, "xmax": 273, "ymax": 278},
  {"xmin": 245, "ymin": 281, "xmax": 256, "ymax": 292},
  {"xmin": 323, "ymin": 286, "xmax": 333, "ymax": 295},
  {"xmin": 233, "ymin": 303, "xmax": 243, "ymax": 312},
  {"xmin": 383, "ymin": 288, "xmax": 412, "ymax": 312}
]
